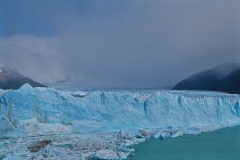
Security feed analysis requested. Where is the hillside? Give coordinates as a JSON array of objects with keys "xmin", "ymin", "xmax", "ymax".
[
  {"xmin": 0, "ymin": 63, "xmax": 46, "ymax": 90},
  {"xmin": 173, "ymin": 62, "xmax": 240, "ymax": 94}
]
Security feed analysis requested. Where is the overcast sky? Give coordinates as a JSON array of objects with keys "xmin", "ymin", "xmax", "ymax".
[{"xmin": 0, "ymin": 0, "xmax": 240, "ymax": 88}]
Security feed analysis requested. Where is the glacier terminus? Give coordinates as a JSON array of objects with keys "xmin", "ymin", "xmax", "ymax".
[{"xmin": 0, "ymin": 84, "xmax": 240, "ymax": 159}]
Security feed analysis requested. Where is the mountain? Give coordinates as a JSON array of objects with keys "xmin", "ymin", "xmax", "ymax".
[
  {"xmin": 219, "ymin": 67, "xmax": 240, "ymax": 94},
  {"xmin": 0, "ymin": 63, "xmax": 46, "ymax": 90},
  {"xmin": 173, "ymin": 62, "xmax": 240, "ymax": 94},
  {"xmin": 211, "ymin": 62, "xmax": 240, "ymax": 78}
]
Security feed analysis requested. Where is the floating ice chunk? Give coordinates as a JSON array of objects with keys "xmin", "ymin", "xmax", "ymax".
[
  {"xmin": 162, "ymin": 131, "xmax": 171, "ymax": 138},
  {"xmin": 171, "ymin": 130, "xmax": 183, "ymax": 138},
  {"xmin": 118, "ymin": 144, "xmax": 134, "ymax": 153},
  {"xmin": 183, "ymin": 127, "xmax": 202, "ymax": 135},
  {"xmin": 118, "ymin": 130, "xmax": 134, "ymax": 140},
  {"xmin": 133, "ymin": 137, "xmax": 145, "ymax": 143},
  {"xmin": 122, "ymin": 139, "xmax": 134, "ymax": 146},
  {"xmin": 135, "ymin": 133, "xmax": 144, "ymax": 139},
  {"xmin": 94, "ymin": 150, "xmax": 119, "ymax": 160},
  {"xmin": 118, "ymin": 151, "xmax": 132, "ymax": 159},
  {"xmin": 152, "ymin": 131, "xmax": 165, "ymax": 139},
  {"xmin": 82, "ymin": 152, "xmax": 95, "ymax": 159}
]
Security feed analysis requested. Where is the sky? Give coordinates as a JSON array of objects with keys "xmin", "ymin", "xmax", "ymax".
[{"xmin": 0, "ymin": 0, "xmax": 240, "ymax": 89}]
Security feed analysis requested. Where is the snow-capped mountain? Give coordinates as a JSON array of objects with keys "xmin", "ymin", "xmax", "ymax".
[{"xmin": 0, "ymin": 63, "xmax": 46, "ymax": 90}]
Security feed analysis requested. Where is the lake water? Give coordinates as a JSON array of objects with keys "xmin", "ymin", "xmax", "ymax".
[{"xmin": 128, "ymin": 126, "xmax": 240, "ymax": 160}]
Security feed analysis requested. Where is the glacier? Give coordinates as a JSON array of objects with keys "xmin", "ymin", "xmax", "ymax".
[
  {"xmin": 1, "ymin": 84, "xmax": 240, "ymax": 159},
  {"xmin": 1, "ymin": 84, "xmax": 240, "ymax": 138}
]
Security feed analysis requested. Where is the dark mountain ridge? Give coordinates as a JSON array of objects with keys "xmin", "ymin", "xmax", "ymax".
[
  {"xmin": 0, "ymin": 63, "xmax": 46, "ymax": 90},
  {"xmin": 173, "ymin": 62, "xmax": 240, "ymax": 94},
  {"xmin": 219, "ymin": 67, "xmax": 240, "ymax": 94}
]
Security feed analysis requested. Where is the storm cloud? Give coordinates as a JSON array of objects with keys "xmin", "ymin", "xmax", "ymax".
[{"xmin": 0, "ymin": 0, "xmax": 240, "ymax": 88}]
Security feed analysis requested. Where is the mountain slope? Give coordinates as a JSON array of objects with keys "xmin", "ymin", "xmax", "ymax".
[
  {"xmin": 212, "ymin": 62, "xmax": 240, "ymax": 78},
  {"xmin": 173, "ymin": 62, "xmax": 240, "ymax": 94},
  {"xmin": 0, "ymin": 63, "xmax": 46, "ymax": 90},
  {"xmin": 219, "ymin": 67, "xmax": 240, "ymax": 94},
  {"xmin": 173, "ymin": 70, "xmax": 221, "ymax": 91}
]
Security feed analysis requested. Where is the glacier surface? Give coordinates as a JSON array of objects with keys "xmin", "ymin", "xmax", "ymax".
[
  {"xmin": 1, "ymin": 84, "xmax": 240, "ymax": 159},
  {"xmin": 1, "ymin": 84, "xmax": 240, "ymax": 138}
]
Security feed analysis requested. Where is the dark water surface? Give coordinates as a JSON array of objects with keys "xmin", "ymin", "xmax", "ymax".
[{"xmin": 128, "ymin": 126, "xmax": 240, "ymax": 160}]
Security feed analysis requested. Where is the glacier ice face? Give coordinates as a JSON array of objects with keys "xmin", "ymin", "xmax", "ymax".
[
  {"xmin": 1, "ymin": 84, "xmax": 240, "ymax": 159},
  {"xmin": 0, "ymin": 89, "xmax": 8, "ymax": 95},
  {"xmin": 0, "ymin": 83, "xmax": 240, "ymax": 138}
]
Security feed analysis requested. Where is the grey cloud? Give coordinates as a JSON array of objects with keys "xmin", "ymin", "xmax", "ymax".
[
  {"xmin": 56, "ymin": 76, "xmax": 72, "ymax": 84},
  {"xmin": 0, "ymin": 36, "xmax": 64, "ymax": 83},
  {"xmin": 0, "ymin": 0, "xmax": 240, "ymax": 88},
  {"xmin": 30, "ymin": 54, "xmax": 41, "ymax": 58}
]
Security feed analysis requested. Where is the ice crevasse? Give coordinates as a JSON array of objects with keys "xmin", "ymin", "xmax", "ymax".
[{"xmin": 0, "ymin": 83, "xmax": 240, "ymax": 138}]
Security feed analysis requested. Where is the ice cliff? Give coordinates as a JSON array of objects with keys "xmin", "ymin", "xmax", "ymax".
[{"xmin": 1, "ymin": 84, "xmax": 240, "ymax": 138}]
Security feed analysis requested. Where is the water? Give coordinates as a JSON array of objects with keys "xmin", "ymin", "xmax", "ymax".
[{"xmin": 128, "ymin": 126, "xmax": 240, "ymax": 160}]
